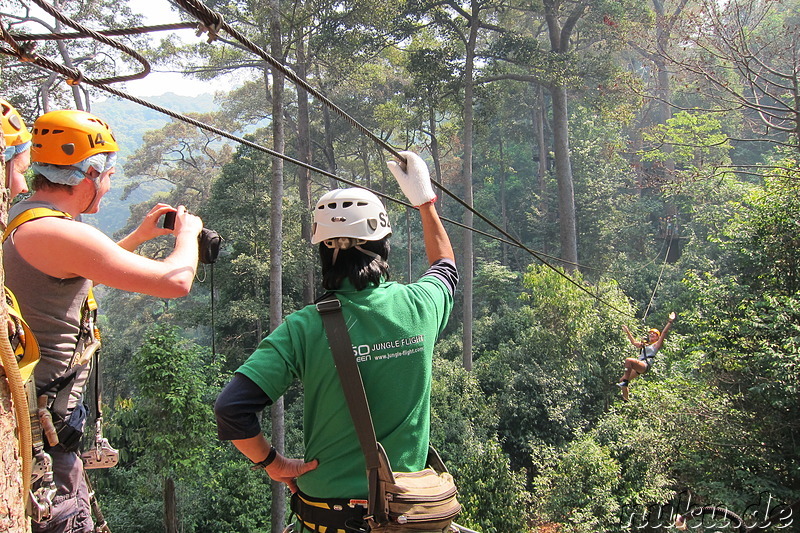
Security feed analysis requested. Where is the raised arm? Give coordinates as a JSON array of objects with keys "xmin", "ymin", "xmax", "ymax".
[
  {"xmin": 653, "ymin": 311, "xmax": 676, "ymax": 351},
  {"xmin": 622, "ymin": 324, "xmax": 642, "ymax": 348},
  {"xmin": 387, "ymin": 151, "xmax": 454, "ymax": 265},
  {"xmin": 12, "ymin": 211, "xmax": 203, "ymax": 298}
]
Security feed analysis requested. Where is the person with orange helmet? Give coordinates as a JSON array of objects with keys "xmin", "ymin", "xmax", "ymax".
[
  {"xmin": 1, "ymin": 98, "xmax": 33, "ymax": 198},
  {"xmin": 3, "ymin": 109, "xmax": 204, "ymax": 533},
  {"xmin": 616, "ymin": 312, "xmax": 677, "ymax": 400}
]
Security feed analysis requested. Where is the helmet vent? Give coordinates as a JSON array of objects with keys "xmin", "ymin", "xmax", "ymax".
[
  {"xmin": 53, "ymin": 129, "xmax": 64, "ymax": 134},
  {"xmin": 327, "ymin": 202, "xmax": 336, "ymax": 208},
  {"xmin": 357, "ymin": 201, "xmax": 368, "ymax": 206},
  {"xmin": 342, "ymin": 201, "xmax": 353, "ymax": 208}
]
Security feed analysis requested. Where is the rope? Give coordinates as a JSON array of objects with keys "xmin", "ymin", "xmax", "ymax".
[
  {"xmin": 9, "ymin": 22, "xmax": 198, "ymax": 41},
  {"xmin": 23, "ymin": 0, "xmax": 151, "ymax": 85},
  {"xmin": 210, "ymin": 265, "xmax": 216, "ymax": 359},
  {"xmin": 642, "ymin": 232, "xmax": 673, "ymax": 323},
  {"xmin": 0, "ymin": 315, "xmax": 33, "ymax": 500}
]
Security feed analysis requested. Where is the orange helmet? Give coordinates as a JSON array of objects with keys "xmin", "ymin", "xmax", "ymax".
[
  {"xmin": 31, "ymin": 109, "xmax": 118, "ymax": 166},
  {"xmin": 1, "ymin": 99, "xmax": 32, "ymax": 147}
]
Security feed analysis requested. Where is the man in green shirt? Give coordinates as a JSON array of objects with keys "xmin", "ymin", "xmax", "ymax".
[{"xmin": 215, "ymin": 151, "xmax": 457, "ymax": 532}]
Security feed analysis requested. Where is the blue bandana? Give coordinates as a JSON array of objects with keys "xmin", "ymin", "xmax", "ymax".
[
  {"xmin": 3, "ymin": 140, "xmax": 31, "ymax": 163},
  {"xmin": 31, "ymin": 152, "xmax": 118, "ymax": 186}
]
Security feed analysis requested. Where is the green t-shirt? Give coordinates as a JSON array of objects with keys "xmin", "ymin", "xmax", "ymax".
[{"xmin": 237, "ymin": 275, "xmax": 453, "ymax": 499}]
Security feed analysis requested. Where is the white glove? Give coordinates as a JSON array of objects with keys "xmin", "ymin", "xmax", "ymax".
[{"xmin": 386, "ymin": 151, "xmax": 437, "ymax": 207}]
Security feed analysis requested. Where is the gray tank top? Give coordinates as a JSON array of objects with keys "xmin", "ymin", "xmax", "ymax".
[{"xmin": 4, "ymin": 200, "xmax": 92, "ymax": 411}]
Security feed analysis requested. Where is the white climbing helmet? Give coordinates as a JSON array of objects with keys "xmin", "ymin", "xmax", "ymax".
[{"xmin": 311, "ymin": 187, "xmax": 391, "ymax": 245}]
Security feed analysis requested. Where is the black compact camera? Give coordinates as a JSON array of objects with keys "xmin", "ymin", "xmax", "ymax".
[{"xmin": 161, "ymin": 211, "xmax": 221, "ymax": 264}]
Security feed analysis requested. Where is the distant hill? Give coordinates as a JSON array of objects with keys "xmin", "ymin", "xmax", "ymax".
[
  {"xmin": 93, "ymin": 92, "xmax": 219, "ymax": 159},
  {"xmin": 86, "ymin": 92, "xmax": 220, "ymax": 236}
]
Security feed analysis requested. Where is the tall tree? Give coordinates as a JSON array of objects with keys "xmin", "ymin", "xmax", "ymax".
[
  {"xmin": 268, "ymin": 0, "xmax": 287, "ymax": 529},
  {"xmin": 418, "ymin": 0, "xmax": 506, "ymax": 369},
  {"xmin": 656, "ymin": 0, "xmax": 800, "ymax": 154}
]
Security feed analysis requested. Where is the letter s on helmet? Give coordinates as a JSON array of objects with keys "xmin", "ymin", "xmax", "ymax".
[
  {"xmin": 311, "ymin": 188, "xmax": 391, "ymax": 244},
  {"xmin": 31, "ymin": 109, "xmax": 118, "ymax": 166},
  {"xmin": 1, "ymin": 99, "xmax": 32, "ymax": 147}
]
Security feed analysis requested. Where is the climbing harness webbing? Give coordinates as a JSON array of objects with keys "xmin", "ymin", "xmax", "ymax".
[
  {"xmin": 290, "ymin": 491, "xmax": 368, "ymax": 533},
  {"xmin": 2, "ymin": 206, "xmax": 73, "ymax": 241}
]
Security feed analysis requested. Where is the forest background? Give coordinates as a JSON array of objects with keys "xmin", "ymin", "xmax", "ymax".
[{"xmin": 0, "ymin": 0, "xmax": 799, "ymax": 532}]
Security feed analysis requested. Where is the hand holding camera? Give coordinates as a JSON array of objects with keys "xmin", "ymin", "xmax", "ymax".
[{"xmin": 161, "ymin": 209, "xmax": 221, "ymax": 264}]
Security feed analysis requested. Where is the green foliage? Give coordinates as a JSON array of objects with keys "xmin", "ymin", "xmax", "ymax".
[
  {"xmin": 430, "ymin": 358, "xmax": 530, "ymax": 531},
  {"xmin": 641, "ymin": 111, "xmax": 732, "ymax": 182},
  {"xmin": 532, "ymin": 435, "xmax": 621, "ymax": 533},
  {"xmin": 723, "ymin": 171, "xmax": 800, "ymax": 295},
  {"xmin": 453, "ymin": 439, "xmax": 531, "ymax": 533},
  {"xmin": 472, "ymin": 264, "xmax": 632, "ymax": 472},
  {"xmin": 101, "ymin": 324, "xmax": 274, "ymax": 532}
]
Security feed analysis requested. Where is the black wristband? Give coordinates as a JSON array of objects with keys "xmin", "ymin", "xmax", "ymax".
[{"xmin": 250, "ymin": 446, "xmax": 278, "ymax": 470}]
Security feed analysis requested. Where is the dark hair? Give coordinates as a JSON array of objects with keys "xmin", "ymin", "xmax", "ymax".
[
  {"xmin": 31, "ymin": 174, "xmax": 74, "ymax": 192},
  {"xmin": 319, "ymin": 238, "xmax": 390, "ymax": 290}
]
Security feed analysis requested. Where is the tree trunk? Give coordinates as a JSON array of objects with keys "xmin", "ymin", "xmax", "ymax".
[
  {"xmin": 314, "ymin": 63, "xmax": 338, "ymax": 189},
  {"xmin": 163, "ymin": 476, "xmax": 177, "ymax": 533},
  {"xmin": 550, "ymin": 85, "xmax": 578, "ymax": 269},
  {"xmin": 296, "ymin": 37, "xmax": 315, "ymax": 304},
  {"xmin": 269, "ymin": 3, "xmax": 286, "ymax": 530},
  {"xmin": 461, "ymin": 1, "xmax": 480, "ymax": 371},
  {"xmin": 0, "ymin": 135, "xmax": 29, "ymax": 533},
  {"xmin": 533, "ymin": 85, "xmax": 550, "ymax": 257},
  {"xmin": 543, "ymin": 0, "xmax": 586, "ymax": 271}
]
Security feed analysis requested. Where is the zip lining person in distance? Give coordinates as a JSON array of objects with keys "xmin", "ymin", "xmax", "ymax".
[{"xmin": 616, "ymin": 311, "xmax": 676, "ymax": 401}]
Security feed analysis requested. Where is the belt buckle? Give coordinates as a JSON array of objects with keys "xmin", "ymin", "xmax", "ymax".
[{"xmin": 315, "ymin": 298, "xmax": 341, "ymax": 314}]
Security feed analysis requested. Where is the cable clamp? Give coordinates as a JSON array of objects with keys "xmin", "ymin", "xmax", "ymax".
[
  {"xmin": 19, "ymin": 41, "xmax": 37, "ymax": 62},
  {"xmin": 66, "ymin": 70, "xmax": 84, "ymax": 86},
  {"xmin": 195, "ymin": 13, "xmax": 224, "ymax": 43}
]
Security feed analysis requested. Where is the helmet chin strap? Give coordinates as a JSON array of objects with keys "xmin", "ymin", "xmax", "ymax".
[
  {"xmin": 81, "ymin": 175, "xmax": 101, "ymax": 214},
  {"xmin": 323, "ymin": 237, "xmax": 380, "ymax": 265}
]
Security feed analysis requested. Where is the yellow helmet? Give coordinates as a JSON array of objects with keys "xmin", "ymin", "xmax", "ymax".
[
  {"xmin": 1, "ymin": 99, "xmax": 32, "ymax": 147},
  {"xmin": 32, "ymin": 109, "xmax": 118, "ymax": 166},
  {"xmin": 648, "ymin": 328, "xmax": 661, "ymax": 337}
]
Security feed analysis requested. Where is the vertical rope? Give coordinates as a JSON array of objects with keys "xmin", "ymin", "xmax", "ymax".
[{"xmin": 642, "ymin": 233, "xmax": 673, "ymax": 324}]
